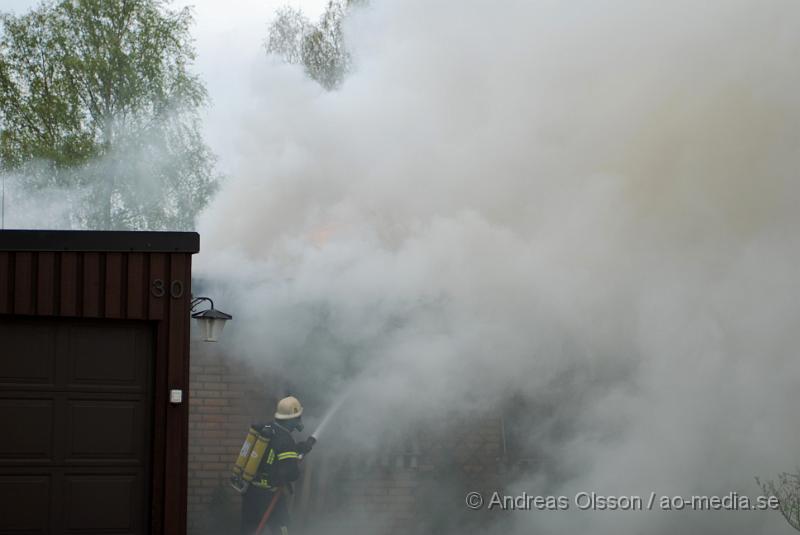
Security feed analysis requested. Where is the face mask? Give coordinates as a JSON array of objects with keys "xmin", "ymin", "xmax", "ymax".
[{"xmin": 287, "ymin": 418, "xmax": 303, "ymax": 432}]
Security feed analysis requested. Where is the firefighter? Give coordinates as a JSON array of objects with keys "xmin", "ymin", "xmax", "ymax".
[{"xmin": 240, "ymin": 396, "xmax": 314, "ymax": 535}]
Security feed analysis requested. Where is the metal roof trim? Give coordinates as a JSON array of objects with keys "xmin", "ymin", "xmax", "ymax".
[{"xmin": 0, "ymin": 230, "xmax": 200, "ymax": 253}]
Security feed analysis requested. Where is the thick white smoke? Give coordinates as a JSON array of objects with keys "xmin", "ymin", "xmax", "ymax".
[
  {"xmin": 1, "ymin": 171, "xmax": 86, "ymax": 229},
  {"xmin": 196, "ymin": 1, "xmax": 800, "ymax": 533}
]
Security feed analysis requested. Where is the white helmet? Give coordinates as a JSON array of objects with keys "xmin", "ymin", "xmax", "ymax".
[{"xmin": 275, "ymin": 396, "xmax": 303, "ymax": 420}]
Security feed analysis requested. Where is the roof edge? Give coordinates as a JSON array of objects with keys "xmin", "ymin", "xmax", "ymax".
[{"xmin": 0, "ymin": 230, "xmax": 200, "ymax": 253}]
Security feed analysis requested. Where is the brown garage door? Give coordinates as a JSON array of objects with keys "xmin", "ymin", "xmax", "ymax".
[{"xmin": 0, "ymin": 316, "xmax": 154, "ymax": 535}]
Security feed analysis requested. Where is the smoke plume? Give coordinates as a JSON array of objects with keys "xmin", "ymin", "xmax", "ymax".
[{"xmin": 196, "ymin": 1, "xmax": 800, "ymax": 532}]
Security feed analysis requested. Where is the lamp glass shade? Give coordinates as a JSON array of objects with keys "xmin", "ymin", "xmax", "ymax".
[
  {"xmin": 197, "ymin": 317, "xmax": 226, "ymax": 342},
  {"xmin": 191, "ymin": 308, "xmax": 232, "ymax": 342}
]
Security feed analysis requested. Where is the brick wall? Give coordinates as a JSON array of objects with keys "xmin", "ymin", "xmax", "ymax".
[
  {"xmin": 188, "ymin": 342, "xmax": 276, "ymax": 535},
  {"xmin": 187, "ymin": 344, "xmax": 505, "ymax": 534}
]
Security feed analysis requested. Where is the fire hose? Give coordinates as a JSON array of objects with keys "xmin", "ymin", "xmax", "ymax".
[{"xmin": 254, "ymin": 488, "xmax": 283, "ymax": 535}]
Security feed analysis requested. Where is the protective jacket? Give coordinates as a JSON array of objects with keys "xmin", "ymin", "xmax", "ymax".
[{"xmin": 251, "ymin": 421, "xmax": 300, "ymax": 490}]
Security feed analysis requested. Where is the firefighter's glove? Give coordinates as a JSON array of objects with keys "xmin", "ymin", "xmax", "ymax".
[{"xmin": 297, "ymin": 439, "xmax": 314, "ymax": 455}]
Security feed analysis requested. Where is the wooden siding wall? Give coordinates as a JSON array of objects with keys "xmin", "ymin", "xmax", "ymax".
[{"xmin": 0, "ymin": 250, "xmax": 193, "ymax": 535}]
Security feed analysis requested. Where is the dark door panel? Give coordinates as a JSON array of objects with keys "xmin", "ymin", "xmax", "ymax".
[
  {"xmin": 0, "ymin": 475, "xmax": 51, "ymax": 534},
  {"xmin": 66, "ymin": 398, "xmax": 145, "ymax": 462},
  {"xmin": 65, "ymin": 322, "xmax": 150, "ymax": 392},
  {"xmin": 0, "ymin": 398, "xmax": 54, "ymax": 461},
  {"xmin": 0, "ymin": 321, "xmax": 57, "ymax": 387},
  {"xmin": 64, "ymin": 472, "xmax": 144, "ymax": 534}
]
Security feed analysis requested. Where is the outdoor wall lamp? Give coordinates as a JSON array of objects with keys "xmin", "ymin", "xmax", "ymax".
[{"xmin": 191, "ymin": 296, "xmax": 232, "ymax": 342}]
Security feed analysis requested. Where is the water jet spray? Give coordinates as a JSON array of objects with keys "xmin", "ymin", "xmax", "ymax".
[{"xmin": 303, "ymin": 389, "xmax": 351, "ymax": 454}]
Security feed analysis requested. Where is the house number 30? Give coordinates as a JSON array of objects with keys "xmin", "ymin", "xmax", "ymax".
[{"xmin": 151, "ymin": 279, "xmax": 184, "ymax": 298}]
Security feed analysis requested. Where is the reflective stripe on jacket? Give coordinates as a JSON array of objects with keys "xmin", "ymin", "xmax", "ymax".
[{"xmin": 251, "ymin": 422, "xmax": 300, "ymax": 489}]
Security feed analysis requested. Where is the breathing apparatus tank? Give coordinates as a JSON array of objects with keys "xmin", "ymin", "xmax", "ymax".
[{"xmin": 230, "ymin": 425, "xmax": 272, "ymax": 494}]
